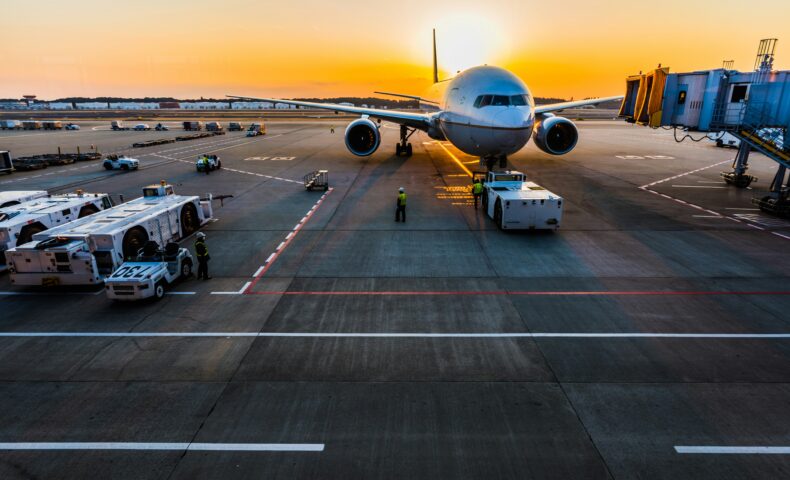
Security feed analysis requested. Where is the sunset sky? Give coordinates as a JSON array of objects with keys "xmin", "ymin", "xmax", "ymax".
[{"xmin": 2, "ymin": 0, "xmax": 788, "ymax": 100}]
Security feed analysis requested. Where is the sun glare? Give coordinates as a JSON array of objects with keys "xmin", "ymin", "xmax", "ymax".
[{"xmin": 434, "ymin": 13, "xmax": 509, "ymax": 78}]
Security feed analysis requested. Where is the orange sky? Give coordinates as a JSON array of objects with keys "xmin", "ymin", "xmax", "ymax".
[{"xmin": 1, "ymin": 0, "xmax": 788, "ymax": 100}]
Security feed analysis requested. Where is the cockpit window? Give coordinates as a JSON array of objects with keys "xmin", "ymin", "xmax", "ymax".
[
  {"xmin": 510, "ymin": 94, "xmax": 528, "ymax": 106},
  {"xmin": 473, "ymin": 95, "xmax": 492, "ymax": 108},
  {"xmin": 474, "ymin": 94, "xmax": 532, "ymax": 108}
]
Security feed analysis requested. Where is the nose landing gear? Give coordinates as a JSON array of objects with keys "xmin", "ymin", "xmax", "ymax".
[
  {"xmin": 396, "ymin": 125, "xmax": 415, "ymax": 157},
  {"xmin": 481, "ymin": 154, "xmax": 508, "ymax": 171}
]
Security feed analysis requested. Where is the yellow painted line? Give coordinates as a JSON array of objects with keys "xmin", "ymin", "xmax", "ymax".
[{"xmin": 436, "ymin": 142, "xmax": 473, "ymax": 177}]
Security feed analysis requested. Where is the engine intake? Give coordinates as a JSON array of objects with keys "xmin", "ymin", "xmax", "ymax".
[
  {"xmin": 344, "ymin": 118, "xmax": 380, "ymax": 156},
  {"xmin": 532, "ymin": 115, "xmax": 578, "ymax": 155}
]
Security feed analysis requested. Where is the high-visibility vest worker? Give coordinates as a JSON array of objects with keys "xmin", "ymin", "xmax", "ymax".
[
  {"xmin": 472, "ymin": 182, "xmax": 483, "ymax": 195},
  {"xmin": 195, "ymin": 237, "xmax": 209, "ymax": 258},
  {"xmin": 398, "ymin": 192, "xmax": 407, "ymax": 206}
]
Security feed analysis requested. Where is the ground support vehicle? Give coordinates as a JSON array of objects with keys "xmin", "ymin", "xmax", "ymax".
[
  {"xmin": 65, "ymin": 123, "xmax": 80, "ymax": 130},
  {"xmin": 111, "ymin": 121, "xmax": 130, "ymax": 131},
  {"xmin": 304, "ymin": 170, "xmax": 329, "ymax": 191},
  {"xmin": 246, "ymin": 123, "xmax": 265, "ymax": 137},
  {"xmin": 0, "ymin": 192, "xmax": 112, "ymax": 269},
  {"xmin": 42, "ymin": 121, "xmax": 62, "ymax": 130},
  {"xmin": 0, "ymin": 191, "xmax": 48, "ymax": 208},
  {"xmin": 206, "ymin": 122, "xmax": 224, "ymax": 132},
  {"xmin": 196, "ymin": 155, "xmax": 221, "ymax": 172},
  {"xmin": 0, "ymin": 120, "xmax": 21, "ymax": 130},
  {"xmin": 133, "ymin": 124, "xmax": 151, "ymax": 131},
  {"xmin": 0, "ymin": 151, "xmax": 13, "ymax": 175},
  {"xmin": 182, "ymin": 121, "xmax": 203, "ymax": 131},
  {"xmin": 6, "ymin": 183, "xmax": 213, "ymax": 286},
  {"xmin": 103, "ymin": 155, "xmax": 139, "ymax": 171},
  {"xmin": 228, "ymin": 122, "xmax": 244, "ymax": 131},
  {"xmin": 105, "ymin": 241, "xmax": 193, "ymax": 300},
  {"xmin": 479, "ymin": 170, "xmax": 563, "ymax": 230},
  {"xmin": 155, "ymin": 123, "xmax": 169, "ymax": 131},
  {"xmin": 21, "ymin": 121, "xmax": 42, "ymax": 130}
]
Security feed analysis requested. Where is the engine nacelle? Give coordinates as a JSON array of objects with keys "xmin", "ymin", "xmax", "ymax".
[
  {"xmin": 344, "ymin": 118, "xmax": 381, "ymax": 156},
  {"xmin": 532, "ymin": 114, "xmax": 579, "ymax": 155}
]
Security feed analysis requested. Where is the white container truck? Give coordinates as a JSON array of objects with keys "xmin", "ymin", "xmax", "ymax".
[
  {"xmin": 6, "ymin": 182, "xmax": 213, "ymax": 286},
  {"xmin": 0, "ymin": 190, "xmax": 48, "ymax": 208},
  {"xmin": 480, "ymin": 170, "xmax": 563, "ymax": 230},
  {"xmin": 0, "ymin": 192, "xmax": 112, "ymax": 270},
  {"xmin": 0, "ymin": 120, "xmax": 21, "ymax": 130}
]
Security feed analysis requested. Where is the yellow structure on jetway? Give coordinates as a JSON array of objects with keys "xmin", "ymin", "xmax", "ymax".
[{"xmin": 619, "ymin": 67, "xmax": 669, "ymax": 128}]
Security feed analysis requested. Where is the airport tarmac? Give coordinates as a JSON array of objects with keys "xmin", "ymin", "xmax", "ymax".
[{"xmin": 0, "ymin": 118, "xmax": 789, "ymax": 479}]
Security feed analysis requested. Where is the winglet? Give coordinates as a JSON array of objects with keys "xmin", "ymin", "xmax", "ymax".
[{"xmin": 432, "ymin": 29, "xmax": 439, "ymax": 84}]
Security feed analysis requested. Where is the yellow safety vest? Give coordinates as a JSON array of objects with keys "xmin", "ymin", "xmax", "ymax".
[
  {"xmin": 472, "ymin": 183, "xmax": 483, "ymax": 194},
  {"xmin": 398, "ymin": 193, "xmax": 407, "ymax": 206}
]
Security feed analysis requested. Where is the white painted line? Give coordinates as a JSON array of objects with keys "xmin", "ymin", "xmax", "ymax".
[
  {"xmin": 675, "ymin": 446, "xmax": 790, "ymax": 455},
  {"xmin": 294, "ymin": 223, "xmax": 302, "ymax": 231},
  {"xmin": 164, "ymin": 292, "xmax": 196, "ymax": 295},
  {"xmin": 265, "ymin": 253, "xmax": 276, "ymax": 263},
  {"xmin": 210, "ymin": 291, "xmax": 242, "ymax": 295},
  {"xmin": 300, "ymin": 217, "xmax": 308, "ymax": 223},
  {"xmin": 0, "ymin": 332, "xmax": 788, "ymax": 339},
  {"xmin": 253, "ymin": 266, "xmax": 265, "ymax": 277},
  {"xmin": 0, "ymin": 442, "xmax": 324, "ymax": 452},
  {"xmin": 747, "ymin": 224, "xmax": 766, "ymax": 230},
  {"xmin": 276, "ymin": 242, "xmax": 285, "ymax": 251},
  {"xmin": 238, "ymin": 282, "xmax": 251, "ymax": 294},
  {"xmin": 285, "ymin": 232, "xmax": 294, "ymax": 240},
  {"xmin": 692, "ymin": 215, "xmax": 724, "ymax": 218},
  {"xmin": 772, "ymin": 232, "xmax": 790, "ymax": 240},
  {"xmin": 671, "ymin": 185, "xmax": 727, "ymax": 189},
  {"xmin": 725, "ymin": 208, "xmax": 760, "ymax": 211}
]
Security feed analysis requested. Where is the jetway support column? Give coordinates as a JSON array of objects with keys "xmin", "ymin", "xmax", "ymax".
[
  {"xmin": 721, "ymin": 142, "xmax": 757, "ymax": 188},
  {"xmin": 753, "ymin": 165, "xmax": 790, "ymax": 217}
]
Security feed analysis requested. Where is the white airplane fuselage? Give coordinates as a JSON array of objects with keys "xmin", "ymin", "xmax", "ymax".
[{"xmin": 420, "ymin": 65, "xmax": 535, "ymax": 157}]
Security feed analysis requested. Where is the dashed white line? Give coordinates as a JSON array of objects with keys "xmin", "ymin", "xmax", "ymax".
[
  {"xmin": 675, "ymin": 446, "xmax": 790, "ymax": 455},
  {"xmin": 253, "ymin": 266, "xmax": 265, "ymax": 277},
  {"xmin": 0, "ymin": 442, "xmax": 325, "ymax": 452}
]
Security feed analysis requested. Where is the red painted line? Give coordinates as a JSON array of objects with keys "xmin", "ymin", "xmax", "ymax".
[
  {"xmin": 244, "ymin": 290, "xmax": 790, "ymax": 296},
  {"xmin": 243, "ymin": 188, "xmax": 334, "ymax": 293}
]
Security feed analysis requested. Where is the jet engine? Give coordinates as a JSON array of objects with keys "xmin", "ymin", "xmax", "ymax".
[
  {"xmin": 344, "ymin": 118, "xmax": 380, "ymax": 156},
  {"xmin": 532, "ymin": 114, "xmax": 579, "ymax": 155}
]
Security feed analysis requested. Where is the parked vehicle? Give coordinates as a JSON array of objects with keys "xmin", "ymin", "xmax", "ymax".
[
  {"xmin": 133, "ymin": 124, "xmax": 151, "ymax": 131},
  {"xmin": 228, "ymin": 122, "xmax": 244, "ymax": 131},
  {"xmin": 206, "ymin": 121, "xmax": 224, "ymax": 132},
  {"xmin": 21, "ymin": 121, "xmax": 42, "ymax": 130},
  {"xmin": 0, "ymin": 151, "xmax": 13, "ymax": 175},
  {"xmin": 182, "ymin": 121, "xmax": 203, "ymax": 131},
  {"xmin": 102, "ymin": 154, "xmax": 139, "ymax": 171},
  {"xmin": 0, "ymin": 191, "xmax": 48, "ymax": 208},
  {"xmin": 246, "ymin": 122, "xmax": 265, "ymax": 137},
  {"xmin": 196, "ymin": 154, "xmax": 221, "ymax": 172},
  {"xmin": 155, "ymin": 123, "xmax": 169, "ymax": 131},
  {"xmin": 111, "ymin": 121, "xmax": 130, "ymax": 131},
  {"xmin": 42, "ymin": 121, "xmax": 63, "ymax": 130},
  {"xmin": 65, "ymin": 123, "xmax": 80, "ymax": 130},
  {"xmin": 105, "ymin": 241, "xmax": 193, "ymax": 300},
  {"xmin": 0, "ymin": 120, "xmax": 21, "ymax": 130}
]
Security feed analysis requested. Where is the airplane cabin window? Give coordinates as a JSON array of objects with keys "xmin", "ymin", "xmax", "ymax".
[
  {"xmin": 474, "ymin": 95, "xmax": 493, "ymax": 108},
  {"xmin": 491, "ymin": 95, "xmax": 509, "ymax": 106}
]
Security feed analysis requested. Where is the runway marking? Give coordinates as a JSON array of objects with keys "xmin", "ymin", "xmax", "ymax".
[
  {"xmin": 0, "ymin": 332, "xmax": 788, "ymax": 339},
  {"xmin": 675, "ymin": 446, "xmax": 790, "ymax": 455},
  {"xmin": 436, "ymin": 142, "xmax": 473, "ymax": 177},
  {"xmin": 0, "ymin": 442, "xmax": 324, "ymax": 452},
  {"xmin": 640, "ymin": 159, "xmax": 730, "ymax": 188},
  {"xmin": 244, "ymin": 290, "xmax": 790, "ymax": 296},
  {"xmin": 164, "ymin": 291, "xmax": 195, "ymax": 295},
  {"xmin": 243, "ymin": 188, "xmax": 334, "ymax": 293},
  {"xmin": 671, "ymin": 185, "xmax": 726, "ymax": 189}
]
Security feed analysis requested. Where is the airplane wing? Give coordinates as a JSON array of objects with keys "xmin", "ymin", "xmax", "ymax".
[
  {"xmin": 534, "ymin": 95, "xmax": 623, "ymax": 115},
  {"xmin": 227, "ymin": 95, "xmax": 433, "ymax": 130}
]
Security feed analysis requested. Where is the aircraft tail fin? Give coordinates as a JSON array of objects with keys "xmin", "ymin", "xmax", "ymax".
[{"xmin": 432, "ymin": 29, "xmax": 439, "ymax": 84}]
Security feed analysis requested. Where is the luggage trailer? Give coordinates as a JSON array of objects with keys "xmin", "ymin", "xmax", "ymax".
[{"xmin": 6, "ymin": 183, "xmax": 213, "ymax": 286}]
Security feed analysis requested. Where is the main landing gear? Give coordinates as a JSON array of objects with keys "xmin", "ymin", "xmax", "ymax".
[
  {"xmin": 481, "ymin": 154, "xmax": 508, "ymax": 171},
  {"xmin": 396, "ymin": 125, "xmax": 415, "ymax": 157}
]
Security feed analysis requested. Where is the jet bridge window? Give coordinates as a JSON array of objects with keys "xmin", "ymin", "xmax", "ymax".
[{"xmin": 731, "ymin": 85, "xmax": 748, "ymax": 103}]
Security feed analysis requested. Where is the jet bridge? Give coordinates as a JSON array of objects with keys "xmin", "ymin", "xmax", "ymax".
[{"xmin": 620, "ymin": 39, "xmax": 790, "ymax": 216}]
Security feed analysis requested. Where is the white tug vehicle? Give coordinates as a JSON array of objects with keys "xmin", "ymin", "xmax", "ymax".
[
  {"xmin": 105, "ymin": 240, "xmax": 193, "ymax": 300},
  {"xmin": 479, "ymin": 170, "xmax": 563, "ymax": 230}
]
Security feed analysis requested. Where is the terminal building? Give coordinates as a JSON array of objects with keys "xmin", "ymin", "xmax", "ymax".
[{"xmin": 620, "ymin": 39, "xmax": 790, "ymax": 216}]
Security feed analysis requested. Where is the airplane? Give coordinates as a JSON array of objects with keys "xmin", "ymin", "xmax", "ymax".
[{"xmin": 230, "ymin": 30, "xmax": 622, "ymax": 170}]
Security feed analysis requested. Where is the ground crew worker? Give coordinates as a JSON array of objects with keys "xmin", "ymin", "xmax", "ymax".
[
  {"xmin": 330, "ymin": 126, "xmax": 335, "ymax": 134},
  {"xmin": 201, "ymin": 156, "xmax": 210, "ymax": 175},
  {"xmin": 471, "ymin": 179, "xmax": 484, "ymax": 210},
  {"xmin": 395, "ymin": 187, "xmax": 407, "ymax": 223},
  {"xmin": 195, "ymin": 232, "xmax": 211, "ymax": 280}
]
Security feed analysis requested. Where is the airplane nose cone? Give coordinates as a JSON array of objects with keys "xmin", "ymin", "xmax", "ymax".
[{"xmin": 490, "ymin": 108, "xmax": 532, "ymax": 152}]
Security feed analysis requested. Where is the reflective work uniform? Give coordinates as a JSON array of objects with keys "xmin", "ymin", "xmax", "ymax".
[
  {"xmin": 195, "ymin": 238, "xmax": 210, "ymax": 279},
  {"xmin": 395, "ymin": 192, "xmax": 407, "ymax": 222},
  {"xmin": 201, "ymin": 157, "xmax": 210, "ymax": 175},
  {"xmin": 472, "ymin": 182, "xmax": 484, "ymax": 209}
]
